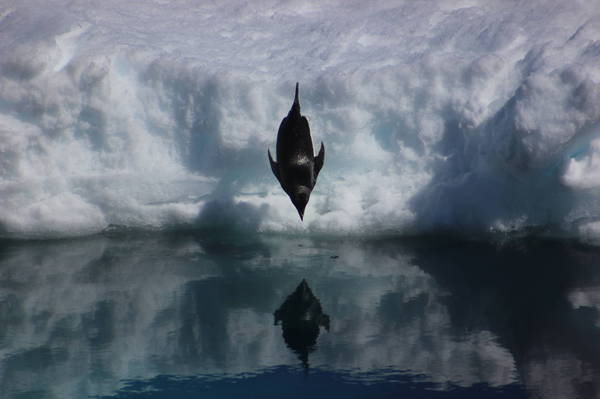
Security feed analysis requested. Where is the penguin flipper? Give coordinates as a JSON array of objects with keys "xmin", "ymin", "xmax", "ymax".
[
  {"xmin": 314, "ymin": 142, "xmax": 325, "ymax": 178},
  {"xmin": 268, "ymin": 149, "xmax": 281, "ymax": 184}
]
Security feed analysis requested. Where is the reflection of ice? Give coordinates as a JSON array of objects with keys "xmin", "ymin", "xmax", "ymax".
[
  {"xmin": 311, "ymin": 242, "xmax": 517, "ymax": 388},
  {"xmin": 0, "ymin": 236, "xmax": 239, "ymax": 398},
  {"xmin": 412, "ymin": 239, "xmax": 600, "ymax": 399},
  {"xmin": 570, "ymin": 287, "xmax": 600, "ymax": 327},
  {"xmin": 0, "ymin": 235, "xmax": 599, "ymax": 398},
  {"xmin": 522, "ymin": 355, "xmax": 596, "ymax": 399}
]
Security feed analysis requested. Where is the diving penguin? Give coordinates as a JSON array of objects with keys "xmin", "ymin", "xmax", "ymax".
[{"xmin": 268, "ymin": 83, "xmax": 325, "ymax": 220}]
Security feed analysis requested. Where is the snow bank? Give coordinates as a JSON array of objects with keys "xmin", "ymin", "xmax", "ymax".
[{"xmin": 2, "ymin": 0, "xmax": 600, "ymax": 239}]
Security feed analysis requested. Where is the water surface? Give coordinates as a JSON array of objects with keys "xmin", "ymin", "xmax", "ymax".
[{"xmin": 0, "ymin": 233, "xmax": 599, "ymax": 398}]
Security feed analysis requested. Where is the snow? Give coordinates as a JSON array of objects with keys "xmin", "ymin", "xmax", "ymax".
[{"xmin": 2, "ymin": 0, "xmax": 600, "ymax": 239}]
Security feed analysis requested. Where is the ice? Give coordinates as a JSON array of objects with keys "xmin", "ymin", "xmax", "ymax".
[{"xmin": 2, "ymin": 0, "xmax": 600, "ymax": 239}]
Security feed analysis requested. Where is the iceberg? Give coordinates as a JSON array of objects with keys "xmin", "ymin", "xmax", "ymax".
[{"xmin": 2, "ymin": 0, "xmax": 600, "ymax": 240}]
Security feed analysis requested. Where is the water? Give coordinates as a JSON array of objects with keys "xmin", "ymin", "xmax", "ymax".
[{"xmin": 1, "ymin": 233, "xmax": 599, "ymax": 398}]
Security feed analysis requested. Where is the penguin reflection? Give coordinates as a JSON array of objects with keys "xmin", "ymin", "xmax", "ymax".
[{"xmin": 274, "ymin": 279, "xmax": 330, "ymax": 372}]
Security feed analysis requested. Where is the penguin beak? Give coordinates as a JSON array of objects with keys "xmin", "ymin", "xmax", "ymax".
[
  {"xmin": 292, "ymin": 188, "xmax": 309, "ymax": 221},
  {"xmin": 294, "ymin": 201, "xmax": 306, "ymax": 221}
]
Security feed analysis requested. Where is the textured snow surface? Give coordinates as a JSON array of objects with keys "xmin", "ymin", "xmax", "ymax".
[{"xmin": 3, "ymin": 0, "xmax": 600, "ymax": 239}]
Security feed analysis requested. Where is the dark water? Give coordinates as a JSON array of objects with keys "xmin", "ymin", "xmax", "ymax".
[{"xmin": 1, "ymin": 233, "xmax": 599, "ymax": 399}]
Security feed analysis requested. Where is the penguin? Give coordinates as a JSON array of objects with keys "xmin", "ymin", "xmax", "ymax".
[{"xmin": 268, "ymin": 83, "xmax": 324, "ymax": 220}]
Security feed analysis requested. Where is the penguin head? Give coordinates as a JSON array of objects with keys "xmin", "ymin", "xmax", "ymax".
[{"xmin": 291, "ymin": 186, "xmax": 311, "ymax": 220}]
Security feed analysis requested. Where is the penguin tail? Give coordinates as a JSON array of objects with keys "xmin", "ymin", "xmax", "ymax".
[
  {"xmin": 289, "ymin": 82, "xmax": 301, "ymax": 118},
  {"xmin": 294, "ymin": 82, "xmax": 299, "ymax": 106}
]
